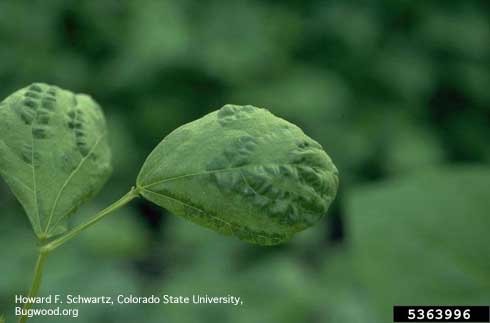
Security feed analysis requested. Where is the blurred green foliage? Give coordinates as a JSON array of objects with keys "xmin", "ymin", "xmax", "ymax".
[
  {"xmin": 1, "ymin": 1, "xmax": 489, "ymax": 322},
  {"xmin": 348, "ymin": 166, "xmax": 490, "ymax": 321}
]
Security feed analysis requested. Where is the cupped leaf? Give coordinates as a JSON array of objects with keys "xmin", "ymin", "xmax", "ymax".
[
  {"xmin": 137, "ymin": 104, "xmax": 339, "ymax": 245},
  {"xmin": 0, "ymin": 83, "xmax": 112, "ymax": 239}
]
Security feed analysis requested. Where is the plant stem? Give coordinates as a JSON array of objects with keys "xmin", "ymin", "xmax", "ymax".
[
  {"xmin": 18, "ymin": 188, "xmax": 139, "ymax": 323},
  {"xmin": 19, "ymin": 249, "xmax": 49, "ymax": 323},
  {"xmin": 18, "ymin": 188, "xmax": 138, "ymax": 323},
  {"xmin": 41, "ymin": 187, "xmax": 140, "ymax": 253}
]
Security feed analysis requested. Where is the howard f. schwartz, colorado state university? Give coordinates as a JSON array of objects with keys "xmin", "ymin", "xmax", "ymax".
[{"xmin": 16, "ymin": 294, "xmax": 243, "ymax": 306}]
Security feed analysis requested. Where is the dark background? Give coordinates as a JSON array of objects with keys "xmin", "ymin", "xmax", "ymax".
[{"xmin": 1, "ymin": 1, "xmax": 489, "ymax": 322}]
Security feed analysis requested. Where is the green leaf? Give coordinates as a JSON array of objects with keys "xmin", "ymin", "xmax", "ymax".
[
  {"xmin": 137, "ymin": 104, "xmax": 339, "ymax": 245},
  {"xmin": 0, "ymin": 83, "xmax": 112, "ymax": 240},
  {"xmin": 347, "ymin": 166, "xmax": 490, "ymax": 321}
]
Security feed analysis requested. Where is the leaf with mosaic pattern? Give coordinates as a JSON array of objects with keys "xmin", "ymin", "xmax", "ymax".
[
  {"xmin": 137, "ymin": 104, "xmax": 339, "ymax": 245},
  {"xmin": 0, "ymin": 83, "xmax": 112, "ymax": 239}
]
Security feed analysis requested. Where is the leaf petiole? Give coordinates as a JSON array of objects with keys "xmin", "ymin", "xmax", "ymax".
[
  {"xmin": 41, "ymin": 187, "xmax": 140, "ymax": 253},
  {"xmin": 19, "ymin": 187, "xmax": 139, "ymax": 323}
]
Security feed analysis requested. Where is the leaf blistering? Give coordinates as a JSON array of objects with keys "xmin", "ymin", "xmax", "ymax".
[
  {"xmin": 137, "ymin": 104, "xmax": 339, "ymax": 245},
  {"xmin": 0, "ymin": 83, "xmax": 112, "ymax": 239}
]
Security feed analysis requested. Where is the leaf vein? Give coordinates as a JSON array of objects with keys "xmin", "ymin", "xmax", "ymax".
[
  {"xmin": 2, "ymin": 172, "xmax": 34, "ymax": 193},
  {"xmin": 43, "ymin": 132, "xmax": 106, "ymax": 234},
  {"xmin": 140, "ymin": 188, "xmax": 284, "ymax": 242},
  {"xmin": 141, "ymin": 165, "xmax": 264, "ymax": 189},
  {"xmin": 31, "ymin": 108, "xmax": 41, "ymax": 232}
]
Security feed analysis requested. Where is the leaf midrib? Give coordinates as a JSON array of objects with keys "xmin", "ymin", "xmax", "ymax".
[
  {"xmin": 30, "ymin": 105, "xmax": 41, "ymax": 233},
  {"xmin": 140, "ymin": 165, "xmax": 253, "ymax": 189},
  {"xmin": 140, "ymin": 162, "xmax": 327, "ymax": 190}
]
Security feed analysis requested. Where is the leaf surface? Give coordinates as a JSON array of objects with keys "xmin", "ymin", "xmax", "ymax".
[
  {"xmin": 137, "ymin": 104, "xmax": 339, "ymax": 245},
  {"xmin": 0, "ymin": 83, "xmax": 112, "ymax": 239}
]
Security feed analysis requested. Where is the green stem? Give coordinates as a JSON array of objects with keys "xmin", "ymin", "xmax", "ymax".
[
  {"xmin": 18, "ymin": 188, "xmax": 139, "ymax": 323},
  {"xmin": 41, "ymin": 187, "xmax": 140, "ymax": 253},
  {"xmin": 19, "ymin": 250, "xmax": 49, "ymax": 323},
  {"xmin": 19, "ymin": 187, "xmax": 139, "ymax": 323}
]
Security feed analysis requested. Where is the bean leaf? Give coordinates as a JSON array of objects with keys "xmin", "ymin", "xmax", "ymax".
[
  {"xmin": 0, "ymin": 83, "xmax": 112, "ymax": 239},
  {"xmin": 137, "ymin": 104, "xmax": 339, "ymax": 245}
]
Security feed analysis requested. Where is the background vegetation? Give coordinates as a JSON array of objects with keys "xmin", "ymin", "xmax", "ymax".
[{"xmin": 1, "ymin": 1, "xmax": 489, "ymax": 322}]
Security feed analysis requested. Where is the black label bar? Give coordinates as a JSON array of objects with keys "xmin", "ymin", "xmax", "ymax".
[{"xmin": 393, "ymin": 306, "xmax": 490, "ymax": 322}]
